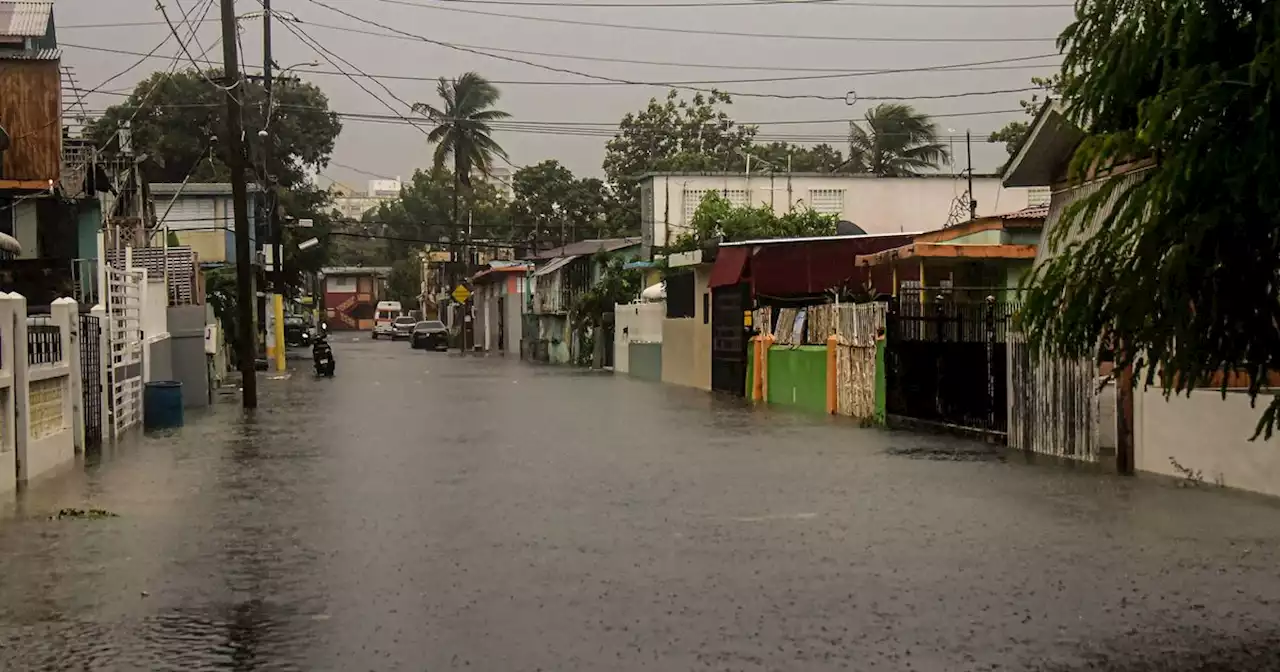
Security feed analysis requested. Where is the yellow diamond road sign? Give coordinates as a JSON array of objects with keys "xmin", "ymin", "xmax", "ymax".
[{"xmin": 451, "ymin": 284, "xmax": 471, "ymax": 303}]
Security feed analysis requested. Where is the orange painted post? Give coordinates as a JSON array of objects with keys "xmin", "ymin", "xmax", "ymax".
[
  {"xmin": 826, "ymin": 334, "xmax": 838, "ymax": 414},
  {"xmin": 751, "ymin": 336, "xmax": 764, "ymax": 401},
  {"xmin": 761, "ymin": 334, "xmax": 774, "ymax": 403}
]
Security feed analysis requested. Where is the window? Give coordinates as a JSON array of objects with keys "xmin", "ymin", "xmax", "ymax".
[
  {"xmin": 327, "ymin": 275, "xmax": 356, "ymax": 292},
  {"xmin": 682, "ymin": 188, "xmax": 751, "ymax": 224},
  {"xmin": 1027, "ymin": 186, "xmax": 1051, "ymax": 207},
  {"xmin": 808, "ymin": 189, "xmax": 845, "ymax": 215}
]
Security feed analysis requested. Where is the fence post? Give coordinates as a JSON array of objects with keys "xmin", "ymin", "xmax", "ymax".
[
  {"xmin": 53, "ymin": 298, "xmax": 83, "ymax": 452},
  {"xmin": 91, "ymin": 304, "xmax": 110, "ymax": 442},
  {"xmin": 0, "ymin": 293, "xmax": 15, "ymax": 495},
  {"xmin": 985, "ymin": 295, "xmax": 997, "ymax": 433},
  {"xmin": 826, "ymin": 334, "xmax": 838, "ymax": 415},
  {"xmin": 10, "ymin": 292, "xmax": 28, "ymax": 482}
]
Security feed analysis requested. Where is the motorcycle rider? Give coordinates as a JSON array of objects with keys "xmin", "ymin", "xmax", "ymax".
[{"xmin": 312, "ymin": 322, "xmax": 335, "ymax": 375}]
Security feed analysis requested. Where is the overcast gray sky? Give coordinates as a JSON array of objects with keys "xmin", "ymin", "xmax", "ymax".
[{"xmin": 58, "ymin": 0, "xmax": 1073, "ymax": 191}]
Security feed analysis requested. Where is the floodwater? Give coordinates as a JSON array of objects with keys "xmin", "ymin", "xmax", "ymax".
[{"xmin": 0, "ymin": 336, "xmax": 1279, "ymax": 670}]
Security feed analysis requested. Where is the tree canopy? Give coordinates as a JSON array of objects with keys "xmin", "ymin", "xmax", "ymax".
[
  {"xmin": 510, "ymin": 160, "xmax": 614, "ymax": 249},
  {"xmin": 87, "ymin": 69, "xmax": 342, "ymax": 188},
  {"xmin": 670, "ymin": 192, "xmax": 838, "ymax": 252},
  {"xmin": 1020, "ymin": 0, "xmax": 1280, "ymax": 435},
  {"xmin": 844, "ymin": 103, "xmax": 949, "ymax": 176}
]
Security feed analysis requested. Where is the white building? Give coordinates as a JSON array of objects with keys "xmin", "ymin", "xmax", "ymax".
[
  {"xmin": 331, "ymin": 178, "xmax": 402, "ymax": 221},
  {"xmin": 637, "ymin": 172, "xmax": 1045, "ymax": 254},
  {"xmin": 473, "ymin": 167, "xmax": 514, "ymax": 200}
]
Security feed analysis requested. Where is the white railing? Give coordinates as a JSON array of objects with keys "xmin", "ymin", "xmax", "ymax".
[{"xmin": 105, "ymin": 265, "xmax": 145, "ymax": 438}]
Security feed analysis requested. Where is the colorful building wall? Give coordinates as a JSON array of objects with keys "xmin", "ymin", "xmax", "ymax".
[{"xmin": 324, "ymin": 274, "xmax": 381, "ymax": 330}]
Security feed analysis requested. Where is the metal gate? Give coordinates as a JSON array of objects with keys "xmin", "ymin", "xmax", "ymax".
[
  {"xmin": 105, "ymin": 266, "xmax": 144, "ymax": 438},
  {"xmin": 710, "ymin": 283, "xmax": 750, "ymax": 396},
  {"xmin": 78, "ymin": 313, "xmax": 103, "ymax": 446},
  {"xmin": 1008, "ymin": 335, "xmax": 1100, "ymax": 461},
  {"xmin": 884, "ymin": 297, "xmax": 1012, "ymax": 435}
]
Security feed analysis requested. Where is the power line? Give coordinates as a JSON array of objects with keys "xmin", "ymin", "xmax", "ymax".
[
  {"xmin": 62, "ymin": 23, "xmax": 1062, "ymax": 74},
  {"xmin": 62, "ymin": 42, "xmax": 1061, "ymax": 85},
  {"xmin": 358, "ymin": 0, "xmax": 1060, "ymax": 42},
  {"xmin": 304, "ymin": 0, "xmax": 1049, "ymax": 101},
  {"xmin": 380, "ymin": 0, "xmax": 1072, "ymax": 7}
]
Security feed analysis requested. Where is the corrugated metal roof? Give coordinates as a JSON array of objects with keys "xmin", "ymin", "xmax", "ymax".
[
  {"xmin": 0, "ymin": 47, "xmax": 57, "ymax": 60},
  {"xmin": 0, "ymin": 2, "xmax": 52, "ymax": 37},
  {"xmin": 1001, "ymin": 204, "xmax": 1049, "ymax": 220},
  {"xmin": 533, "ymin": 255, "xmax": 580, "ymax": 278},
  {"xmin": 150, "ymin": 182, "xmax": 262, "ymax": 195},
  {"xmin": 532, "ymin": 237, "xmax": 640, "ymax": 260}
]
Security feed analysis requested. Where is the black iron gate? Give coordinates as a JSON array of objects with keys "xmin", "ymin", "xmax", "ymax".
[
  {"xmin": 79, "ymin": 313, "xmax": 103, "ymax": 446},
  {"xmin": 884, "ymin": 297, "xmax": 1011, "ymax": 435},
  {"xmin": 710, "ymin": 282, "xmax": 750, "ymax": 396}
]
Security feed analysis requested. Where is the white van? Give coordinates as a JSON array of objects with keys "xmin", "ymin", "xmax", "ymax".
[{"xmin": 372, "ymin": 300, "xmax": 402, "ymax": 339}]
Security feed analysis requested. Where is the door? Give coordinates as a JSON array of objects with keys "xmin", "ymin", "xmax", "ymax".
[{"xmin": 710, "ymin": 282, "xmax": 751, "ymax": 396}]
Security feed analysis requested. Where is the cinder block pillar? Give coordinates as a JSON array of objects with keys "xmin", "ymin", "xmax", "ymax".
[
  {"xmin": 10, "ymin": 292, "xmax": 29, "ymax": 481},
  {"xmin": 52, "ymin": 298, "xmax": 82, "ymax": 451}
]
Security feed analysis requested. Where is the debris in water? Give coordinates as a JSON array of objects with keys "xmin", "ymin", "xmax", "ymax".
[{"xmin": 51, "ymin": 508, "xmax": 119, "ymax": 520}]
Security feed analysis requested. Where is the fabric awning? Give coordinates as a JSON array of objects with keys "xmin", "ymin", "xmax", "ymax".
[
  {"xmin": 708, "ymin": 245, "xmax": 749, "ymax": 288},
  {"xmin": 533, "ymin": 255, "xmax": 580, "ymax": 277}
]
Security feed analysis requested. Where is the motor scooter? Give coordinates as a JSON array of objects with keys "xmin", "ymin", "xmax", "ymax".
[{"xmin": 312, "ymin": 323, "xmax": 335, "ymax": 377}]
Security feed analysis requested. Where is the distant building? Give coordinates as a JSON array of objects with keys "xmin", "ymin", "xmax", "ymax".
[
  {"xmin": 636, "ymin": 172, "xmax": 1037, "ymax": 257},
  {"xmin": 320, "ymin": 266, "xmax": 391, "ymax": 331},
  {"xmin": 331, "ymin": 177, "xmax": 401, "ymax": 221},
  {"xmin": 152, "ymin": 183, "xmax": 262, "ymax": 265},
  {"xmin": 473, "ymin": 166, "xmax": 514, "ymax": 201}
]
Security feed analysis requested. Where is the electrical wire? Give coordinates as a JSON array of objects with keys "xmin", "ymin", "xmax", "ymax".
[
  {"xmin": 358, "ymin": 0, "xmax": 1060, "ymax": 42},
  {"xmin": 63, "ymin": 24, "xmax": 1063, "ymax": 75},
  {"xmin": 62, "ymin": 42, "xmax": 1061, "ymax": 85},
  {"xmin": 156, "ymin": 0, "xmax": 230, "ymax": 90},
  {"xmin": 270, "ymin": 8, "xmax": 434, "ymax": 138},
  {"xmin": 305, "ymin": 0, "xmax": 1052, "ymax": 102},
  {"xmin": 381, "ymin": 0, "xmax": 1073, "ymax": 7}
]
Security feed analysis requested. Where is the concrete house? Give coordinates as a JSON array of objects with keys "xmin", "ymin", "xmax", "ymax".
[
  {"xmin": 525, "ymin": 237, "xmax": 640, "ymax": 365},
  {"xmin": 470, "ymin": 262, "xmax": 528, "ymax": 357},
  {"xmin": 152, "ymin": 183, "xmax": 261, "ymax": 265},
  {"xmin": 637, "ymin": 172, "xmax": 1041, "ymax": 257}
]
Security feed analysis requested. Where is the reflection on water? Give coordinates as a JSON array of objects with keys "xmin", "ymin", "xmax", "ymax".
[{"xmin": 0, "ymin": 340, "xmax": 1277, "ymax": 670}]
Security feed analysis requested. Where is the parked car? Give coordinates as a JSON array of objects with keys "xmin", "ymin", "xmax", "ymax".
[
  {"xmin": 283, "ymin": 315, "xmax": 309, "ymax": 347},
  {"xmin": 391, "ymin": 316, "xmax": 417, "ymax": 340},
  {"xmin": 410, "ymin": 320, "xmax": 449, "ymax": 350}
]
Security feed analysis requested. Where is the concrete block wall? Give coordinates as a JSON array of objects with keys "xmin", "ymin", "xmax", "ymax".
[
  {"xmin": 9, "ymin": 295, "xmax": 79, "ymax": 485},
  {"xmin": 1136, "ymin": 388, "xmax": 1280, "ymax": 497}
]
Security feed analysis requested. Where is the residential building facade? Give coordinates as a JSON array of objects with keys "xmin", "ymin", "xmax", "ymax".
[
  {"xmin": 637, "ymin": 172, "xmax": 1043, "ymax": 256},
  {"xmin": 152, "ymin": 183, "xmax": 261, "ymax": 265},
  {"xmin": 331, "ymin": 178, "xmax": 401, "ymax": 221},
  {"xmin": 321, "ymin": 266, "xmax": 390, "ymax": 331}
]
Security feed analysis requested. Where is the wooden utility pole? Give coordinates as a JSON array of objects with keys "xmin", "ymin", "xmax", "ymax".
[
  {"xmin": 220, "ymin": 0, "xmax": 258, "ymax": 408},
  {"xmin": 966, "ymin": 130, "xmax": 977, "ymax": 221}
]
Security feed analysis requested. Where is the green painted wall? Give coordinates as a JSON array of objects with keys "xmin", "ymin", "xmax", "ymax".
[
  {"xmin": 766, "ymin": 346, "xmax": 828, "ymax": 415},
  {"xmin": 874, "ymin": 340, "xmax": 887, "ymax": 424},
  {"xmin": 629, "ymin": 342, "xmax": 663, "ymax": 381},
  {"xmin": 1008, "ymin": 228, "xmax": 1041, "ymax": 245}
]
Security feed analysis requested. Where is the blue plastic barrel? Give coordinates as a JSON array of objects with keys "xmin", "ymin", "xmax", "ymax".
[{"xmin": 143, "ymin": 381, "xmax": 184, "ymax": 430}]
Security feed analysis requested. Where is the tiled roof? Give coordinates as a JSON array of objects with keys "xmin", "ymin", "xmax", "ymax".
[
  {"xmin": 0, "ymin": 2, "xmax": 52, "ymax": 37},
  {"xmin": 0, "ymin": 47, "xmax": 57, "ymax": 60}
]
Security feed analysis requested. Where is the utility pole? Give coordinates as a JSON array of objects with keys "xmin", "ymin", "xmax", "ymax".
[
  {"xmin": 220, "ymin": 0, "xmax": 258, "ymax": 408},
  {"xmin": 966, "ymin": 130, "xmax": 977, "ymax": 221},
  {"xmin": 263, "ymin": 0, "xmax": 286, "ymax": 373}
]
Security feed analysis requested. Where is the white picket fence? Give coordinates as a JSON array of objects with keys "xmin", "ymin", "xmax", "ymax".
[{"xmin": 0, "ymin": 294, "xmax": 83, "ymax": 497}]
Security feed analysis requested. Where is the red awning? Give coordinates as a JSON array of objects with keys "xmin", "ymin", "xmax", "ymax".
[{"xmin": 708, "ymin": 246, "xmax": 750, "ymax": 288}]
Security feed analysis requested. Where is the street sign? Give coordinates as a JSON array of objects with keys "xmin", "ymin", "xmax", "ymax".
[{"xmin": 451, "ymin": 284, "xmax": 471, "ymax": 303}]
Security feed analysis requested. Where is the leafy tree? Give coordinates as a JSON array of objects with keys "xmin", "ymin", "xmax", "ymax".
[
  {"xmin": 386, "ymin": 257, "xmax": 423, "ymax": 309},
  {"xmin": 413, "ymin": 72, "xmax": 510, "ymax": 258},
  {"xmin": 749, "ymin": 142, "xmax": 851, "ymax": 173},
  {"xmin": 510, "ymin": 160, "xmax": 612, "ymax": 249},
  {"xmin": 87, "ymin": 69, "xmax": 341, "ymax": 188},
  {"xmin": 603, "ymin": 90, "xmax": 758, "ymax": 231},
  {"xmin": 845, "ymin": 103, "xmax": 949, "ymax": 176},
  {"xmin": 670, "ymin": 192, "xmax": 838, "ymax": 252},
  {"xmin": 1020, "ymin": 0, "xmax": 1280, "ymax": 436},
  {"xmin": 571, "ymin": 253, "xmax": 642, "ymax": 332},
  {"xmin": 987, "ymin": 75, "xmax": 1065, "ymax": 163}
]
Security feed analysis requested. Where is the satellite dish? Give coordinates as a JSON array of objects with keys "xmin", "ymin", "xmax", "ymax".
[{"xmin": 836, "ymin": 220, "xmax": 866, "ymax": 236}]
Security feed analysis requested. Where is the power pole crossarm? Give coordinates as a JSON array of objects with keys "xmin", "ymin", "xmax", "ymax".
[{"xmin": 220, "ymin": 0, "xmax": 258, "ymax": 408}]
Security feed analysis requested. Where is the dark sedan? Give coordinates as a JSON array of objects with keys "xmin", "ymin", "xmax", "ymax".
[{"xmin": 410, "ymin": 320, "xmax": 449, "ymax": 351}]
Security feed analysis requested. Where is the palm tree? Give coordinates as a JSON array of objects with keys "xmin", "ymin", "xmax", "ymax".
[
  {"xmin": 412, "ymin": 72, "xmax": 510, "ymax": 262},
  {"xmin": 844, "ymin": 103, "xmax": 949, "ymax": 176}
]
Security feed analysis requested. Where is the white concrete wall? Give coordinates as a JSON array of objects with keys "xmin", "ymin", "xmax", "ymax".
[
  {"xmin": 0, "ymin": 294, "xmax": 18, "ymax": 498},
  {"xmin": 614, "ymin": 301, "xmax": 665, "ymax": 374},
  {"xmin": 642, "ymin": 174, "xmax": 1031, "ymax": 248},
  {"xmin": 1136, "ymin": 387, "xmax": 1280, "ymax": 496},
  {"xmin": 14, "ymin": 296, "xmax": 77, "ymax": 484}
]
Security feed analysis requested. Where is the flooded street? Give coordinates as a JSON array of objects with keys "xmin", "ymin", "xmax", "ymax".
[{"xmin": 1, "ymin": 337, "xmax": 1279, "ymax": 670}]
